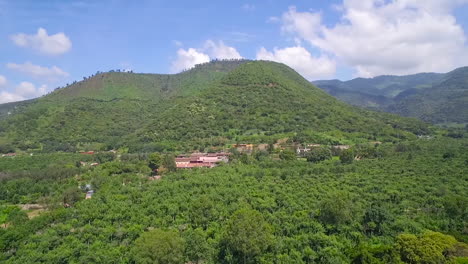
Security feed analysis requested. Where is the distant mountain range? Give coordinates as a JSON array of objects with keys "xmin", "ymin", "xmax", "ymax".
[
  {"xmin": 313, "ymin": 67, "xmax": 468, "ymax": 125},
  {"xmin": 0, "ymin": 60, "xmax": 428, "ymax": 153}
]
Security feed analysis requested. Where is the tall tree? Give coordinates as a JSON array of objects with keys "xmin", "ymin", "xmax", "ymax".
[
  {"xmin": 131, "ymin": 229, "xmax": 185, "ymax": 264},
  {"xmin": 222, "ymin": 208, "xmax": 274, "ymax": 264}
]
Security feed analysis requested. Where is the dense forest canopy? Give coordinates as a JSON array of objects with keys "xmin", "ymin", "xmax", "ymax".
[{"xmin": 0, "ymin": 135, "xmax": 467, "ymax": 263}]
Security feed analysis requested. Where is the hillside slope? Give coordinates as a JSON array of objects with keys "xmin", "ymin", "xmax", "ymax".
[
  {"xmin": 388, "ymin": 67, "xmax": 468, "ymax": 124},
  {"xmin": 313, "ymin": 68, "xmax": 467, "ymax": 124},
  {"xmin": 0, "ymin": 99, "xmax": 35, "ymax": 120},
  {"xmin": 0, "ymin": 60, "xmax": 429, "ymax": 152}
]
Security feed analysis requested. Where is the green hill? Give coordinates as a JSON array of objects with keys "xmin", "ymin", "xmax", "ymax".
[
  {"xmin": 313, "ymin": 68, "xmax": 468, "ymax": 124},
  {"xmin": 0, "ymin": 60, "xmax": 429, "ymax": 153},
  {"xmin": 389, "ymin": 67, "xmax": 468, "ymax": 124},
  {"xmin": 0, "ymin": 99, "xmax": 35, "ymax": 120}
]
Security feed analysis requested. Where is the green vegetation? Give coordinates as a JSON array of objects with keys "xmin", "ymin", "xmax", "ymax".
[
  {"xmin": 0, "ymin": 61, "xmax": 430, "ymax": 153},
  {"xmin": 0, "ymin": 136, "xmax": 466, "ymax": 263},
  {"xmin": 0, "ymin": 60, "xmax": 466, "ymax": 263},
  {"xmin": 314, "ymin": 67, "xmax": 468, "ymax": 124}
]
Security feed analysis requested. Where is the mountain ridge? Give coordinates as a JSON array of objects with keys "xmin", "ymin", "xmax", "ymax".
[
  {"xmin": 0, "ymin": 60, "xmax": 429, "ymax": 153},
  {"xmin": 313, "ymin": 66, "xmax": 468, "ymax": 124}
]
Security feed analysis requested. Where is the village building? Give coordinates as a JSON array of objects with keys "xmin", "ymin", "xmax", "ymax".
[
  {"xmin": 296, "ymin": 147, "xmax": 311, "ymax": 156},
  {"xmin": 175, "ymin": 152, "xmax": 229, "ymax": 169},
  {"xmin": 1, "ymin": 153, "xmax": 16, "ymax": 157}
]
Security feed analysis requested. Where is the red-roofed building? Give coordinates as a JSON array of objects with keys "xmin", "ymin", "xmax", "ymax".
[{"xmin": 175, "ymin": 152, "xmax": 229, "ymax": 169}]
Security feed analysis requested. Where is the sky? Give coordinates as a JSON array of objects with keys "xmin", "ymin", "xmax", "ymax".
[{"xmin": 1, "ymin": 0, "xmax": 468, "ymax": 103}]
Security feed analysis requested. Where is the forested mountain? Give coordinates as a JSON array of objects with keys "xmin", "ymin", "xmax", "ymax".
[
  {"xmin": 0, "ymin": 60, "xmax": 429, "ymax": 153},
  {"xmin": 313, "ymin": 67, "xmax": 468, "ymax": 124},
  {"xmin": 389, "ymin": 67, "xmax": 468, "ymax": 124}
]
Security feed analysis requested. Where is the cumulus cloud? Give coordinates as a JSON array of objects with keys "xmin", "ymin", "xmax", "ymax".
[
  {"xmin": 0, "ymin": 75, "xmax": 7, "ymax": 87},
  {"xmin": 0, "ymin": 91, "xmax": 24, "ymax": 104},
  {"xmin": 171, "ymin": 40, "xmax": 242, "ymax": 73},
  {"xmin": 15, "ymin": 82, "xmax": 47, "ymax": 97},
  {"xmin": 171, "ymin": 48, "xmax": 210, "ymax": 73},
  {"xmin": 7, "ymin": 62, "xmax": 69, "ymax": 81},
  {"xmin": 256, "ymin": 46, "xmax": 336, "ymax": 80},
  {"xmin": 204, "ymin": 40, "xmax": 243, "ymax": 60},
  {"xmin": 0, "ymin": 82, "xmax": 47, "ymax": 104},
  {"xmin": 281, "ymin": 1, "xmax": 468, "ymax": 77},
  {"xmin": 11, "ymin": 27, "xmax": 72, "ymax": 55}
]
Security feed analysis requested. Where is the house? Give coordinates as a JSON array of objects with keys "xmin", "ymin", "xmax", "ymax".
[
  {"xmin": 175, "ymin": 152, "xmax": 230, "ymax": 169},
  {"xmin": 1, "ymin": 153, "xmax": 16, "ymax": 157},
  {"xmin": 296, "ymin": 147, "xmax": 311, "ymax": 156},
  {"xmin": 79, "ymin": 151, "xmax": 95, "ymax": 155},
  {"xmin": 85, "ymin": 190, "xmax": 94, "ymax": 199},
  {"xmin": 307, "ymin": 144, "xmax": 322, "ymax": 148}
]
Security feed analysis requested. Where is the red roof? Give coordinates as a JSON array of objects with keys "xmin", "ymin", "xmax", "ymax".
[{"xmin": 175, "ymin": 158, "xmax": 191, "ymax": 162}]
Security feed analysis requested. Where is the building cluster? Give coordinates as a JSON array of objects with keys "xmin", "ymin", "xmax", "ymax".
[{"xmin": 175, "ymin": 152, "xmax": 230, "ymax": 169}]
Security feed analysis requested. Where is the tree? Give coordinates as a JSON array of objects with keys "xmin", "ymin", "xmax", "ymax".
[
  {"xmin": 279, "ymin": 150, "xmax": 296, "ymax": 161},
  {"xmin": 162, "ymin": 154, "xmax": 176, "ymax": 173},
  {"xmin": 131, "ymin": 229, "xmax": 185, "ymax": 264},
  {"xmin": 148, "ymin": 153, "xmax": 162, "ymax": 172},
  {"xmin": 362, "ymin": 203, "xmax": 392, "ymax": 235},
  {"xmin": 339, "ymin": 149, "xmax": 354, "ymax": 164},
  {"xmin": 189, "ymin": 196, "xmax": 215, "ymax": 229},
  {"xmin": 319, "ymin": 192, "xmax": 353, "ymax": 226},
  {"xmin": 62, "ymin": 187, "xmax": 83, "ymax": 206},
  {"xmin": 395, "ymin": 232, "xmax": 458, "ymax": 264},
  {"xmin": 183, "ymin": 228, "xmax": 211, "ymax": 264},
  {"xmin": 306, "ymin": 147, "xmax": 331, "ymax": 163},
  {"xmin": 222, "ymin": 208, "xmax": 274, "ymax": 263}
]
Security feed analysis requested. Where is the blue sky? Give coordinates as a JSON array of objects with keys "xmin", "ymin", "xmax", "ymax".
[{"xmin": 1, "ymin": 0, "xmax": 467, "ymax": 103}]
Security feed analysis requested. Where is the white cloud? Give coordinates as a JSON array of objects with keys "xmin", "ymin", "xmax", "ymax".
[
  {"xmin": 204, "ymin": 40, "xmax": 243, "ymax": 60},
  {"xmin": 0, "ymin": 91, "xmax": 24, "ymax": 104},
  {"xmin": 7, "ymin": 62, "xmax": 69, "ymax": 81},
  {"xmin": 171, "ymin": 48, "xmax": 210, "ymax": 73},
  {"xmin": 281, "ymin": 2, "xmax": 468, "ymax": 77},
  {"xmin": 15, "ymin": 82, "xmax": 47, "ymax": 98},
  {"xmin": 171, "ymin": 40, "xmax": 243, "ymax": 73},
  {"xmin": 11, "ymin": 27, "xmax": 72, "ymax": 55},
  {"xmin": 0, "ymin": 82, "xmax": 48, "ymax": 104},
  {"xmin": 256, "ymin": 46, "xmax": 336, "ymax": 80},
  {"xmin": 0, "ymin": 75, "xmax": 7, "ymax": 87}
]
